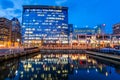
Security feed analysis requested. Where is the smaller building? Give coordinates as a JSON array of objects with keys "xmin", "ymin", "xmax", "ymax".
[
  {"xmin": 112, "ymin": 23, "xmax": 120, "ymax": 47},
  {"xmin": 95, "ymin": 24, "xmax": 106, "ymax": 34},
  {"xmin": 113, "ymin": 23, "xmax": 120, "ymax": 35},
  {"xmin": 11, "ymin": 18, "xmax": 22, "ymax": 47},
  {"xmin": 0, "ymin": 17, "xmax": 12, "ymax": 48},
  {"xmin": 74, "ymin": 27, "xmax": 96, "ymax": 35}
]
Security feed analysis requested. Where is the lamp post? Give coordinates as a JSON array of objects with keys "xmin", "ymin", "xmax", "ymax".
[
  {"xmin": 97, "ymin": 34, "xmax": 100, "ymax": 52},
  {"xmin": 77, "ymin": 35, "xmax": 80, "ymax": 47},
  {"xmin": 17, "ymin": 39, "xmax": 20, "ymax": 46},
  {"xmin": 102, "ymin": 24, "xmax": 106, "ymax": 48},
  {"xmin": 17, "ymin": 39, "xmax": 20, "ymax": 53},
  {"xmin": 119, "ymin": 38, "xmax": 120, "ymax": 45},
  {"xmin": 86, "ymin": 39, "xmax": 88, "ymax": 50}
]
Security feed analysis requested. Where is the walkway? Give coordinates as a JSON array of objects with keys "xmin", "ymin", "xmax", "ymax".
[
  {"xmin": 86, "ymin": 51, "xmax": 120, "ymax": 61},
  {"xmin": 0, "ymin": 48, "xmax": 24, "ymax": 56}
]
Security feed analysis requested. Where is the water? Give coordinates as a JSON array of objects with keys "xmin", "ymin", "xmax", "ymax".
[{"xmin": 0, "ymin": 53, "xmax": 120, "ymax": 80}]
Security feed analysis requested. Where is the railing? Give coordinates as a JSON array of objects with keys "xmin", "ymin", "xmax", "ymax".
[{"xmin": 39, "ymin": 45, "xmax": 92, "ymax": 50}]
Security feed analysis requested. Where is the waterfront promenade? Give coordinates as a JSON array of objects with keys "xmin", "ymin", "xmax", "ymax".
[
  {"xmin": 0, "ymin": 48, "xmax": 24, "ymax": 56},
  {"xmin": 0, "ymin": 47, "xmax": 40, "ymax": 62},
  {"xmin": 86, "ymin": 51, "xmax": 120, "ymax": 61},
  {"xmin": 1, "ymin": 45, "xmax": 120, "ymax": 63}
]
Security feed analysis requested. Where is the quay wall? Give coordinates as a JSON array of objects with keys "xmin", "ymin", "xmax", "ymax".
[
  {"xmin": 40, "ymin": 49, "xmax": 85, "ymax": 53},
  {"xmin": 0, "ymin": 48, "xmax": 40, "ymax": 62},
  {"xmin": 86, "ymin": 51, "xmax": 120, "ymax": 61}
]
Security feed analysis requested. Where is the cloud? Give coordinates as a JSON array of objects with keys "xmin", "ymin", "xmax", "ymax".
[
  {"xmin": 0, "ymin": 0, "xmax": 23, "ymax": 23},
  {"xmin": 55, "ymin": 0, "xmax": 67, "ymax": 5},
  {"xmin": 0, "ymin": 8, "xmax": 22, "ymax": 20},
  {"xmin": 0, "ymin": 0, "xmax": 14, "ymax": 9}
]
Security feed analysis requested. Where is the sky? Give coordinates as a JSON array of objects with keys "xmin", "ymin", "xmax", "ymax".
[{"xmin": 0, "ymin": 0, "xmax": 120, "ymax": 34}]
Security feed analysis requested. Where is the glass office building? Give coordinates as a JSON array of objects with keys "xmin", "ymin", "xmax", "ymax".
[{"xmin": 22, "ymin": 5, "xmax": 68, "ymax": 46}]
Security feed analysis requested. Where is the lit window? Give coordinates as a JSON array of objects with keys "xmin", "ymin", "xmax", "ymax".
[
  {"xmin": 22, "ymin": 26, "xmax": 25, "ymax": 28},
  {"xmin": 35, "ymin": 22, "xmax": 39, "ymax": 25},
  {"xmin": 49, "ymin": 23, "xmax": 52, "ymax": 25},
  {"xmin": 33, "ymin": 19, "xmax": 35, "ymax": 22}
]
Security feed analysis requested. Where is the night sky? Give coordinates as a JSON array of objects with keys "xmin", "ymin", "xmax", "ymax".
[{"xmin": 0, "ymin": 0, "xmax": 120, "ymax": 33}]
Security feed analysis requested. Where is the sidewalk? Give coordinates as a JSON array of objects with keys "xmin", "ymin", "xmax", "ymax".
[
  {"xmin": 0, "ymin": 47, "xmax": 40, "ymax": 62},
  {"xmin": 0, "ymin": 48, "xmax": 24, "ymax": 56}
]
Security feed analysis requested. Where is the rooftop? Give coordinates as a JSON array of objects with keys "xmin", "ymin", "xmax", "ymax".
[{"xmin": 23, "ymin": 5, "xmax": 68, "ymax": 10}]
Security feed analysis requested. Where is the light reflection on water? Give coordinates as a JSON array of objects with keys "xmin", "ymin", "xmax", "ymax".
[{"xmin": 0, "ymin": 53, "xmax": 120, "ymax": 80}]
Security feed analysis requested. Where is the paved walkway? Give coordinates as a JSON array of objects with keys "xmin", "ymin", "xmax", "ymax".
[
  {"xmin": 0, "ymin": 48, "xmax": 24, "ymax": 56},
  {"xmin": 86, "ymin": 51, "xmax": 120, "ymax": 60}
]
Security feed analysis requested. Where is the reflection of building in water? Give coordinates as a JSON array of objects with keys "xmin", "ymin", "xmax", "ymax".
[
  {"xmin": 17, "ymin": 54, "xmax": 110, "ymax": 79},
  {"xmin": 2, "ymin": 53, "xmax": 119, "ymax": 79},
  {"xmin": 0, "ymin": 60, "xmax": 19, "ymax": 80},
  {"xmin": 115, "ymin": 68, "xmax": 120, "ymax": 74},
  {"xmin": 80, "ymin": 56, "xmax": 112, "ymax": 76},
  {"xmin": 17, "ymin": 54, "xmax": 73, "ymax": 80}
]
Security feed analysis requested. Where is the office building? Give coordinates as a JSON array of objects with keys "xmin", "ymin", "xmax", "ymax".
[
  {"xmin": 22, "ymin": 5, "xmax": 68, "ymax": 47},
  {"xmin": 0, "ymin": 17, "xmax": 12, "ymax": 48},
  {"xmin": 11, "ymin": 18, "xmax": 22, "ymax": 47}
]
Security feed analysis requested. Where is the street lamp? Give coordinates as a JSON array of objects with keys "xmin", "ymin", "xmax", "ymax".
[
  {"xmin": 86, "ymin": 39, "xmax": 88, "ymax": 50},
  {"xmin": 118, "ymin": 38, "xmax": 120, "ymax": 45},
  {"xmin": 17, "ymin": 39, "xmax": 20, "ymax": 53},
  {"xmin": 97, "ymin": 34, "xmax": 101, "ymax": 52},
  {"xmin": 17, "ymin": 39, "xmax": 20, "ymax": 47}
]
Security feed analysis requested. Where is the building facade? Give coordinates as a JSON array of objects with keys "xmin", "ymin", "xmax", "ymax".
[
  {"xmin": 0, "ymin": 17, "xmax": 12, "ymax": 48},
  {"xmin": 68, "ymin": 24, "xmax": 73, "ymax": 34},
  {"xmin": 113, "ymin": 23, "xmax": 120, "ymax": 35},
  {"xmin": 11, "ymin": 18, "xmax": 22, "ymax": 47},
  {"xmin": 74, "ymin": 27, "xmax": 96, "ymax": 35},
  {"xmin": 95, "ymin": 24, "xmax": 106, "ymax": 34},
  {"xmin": 68, "ymin": 24, "xmax": 73, "ymax": 45},
  {"xmin": 22, "ymin": 5, "xmax": 69, "ymax": 47},
  {"xmin": 73, "ymin": 24, "xmax": 106, "ymax": 39}
]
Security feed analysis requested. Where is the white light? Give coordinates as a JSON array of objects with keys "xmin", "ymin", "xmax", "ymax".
[
  {"xmin": 75, "ymin": 70, "xmax": 78, "ymax": 74},
  {"xmin": 95, "ymin": 69, "xmax": 98, "ymax": 72},
  {"xmin": 87, "ymin": 69, "xmax": 90, "ymax": 73},
  {"xmin": 15, "ymin": 70, "xmax": 18, "ymax": 75},
  {"xmin": 17, "ymin": 39, "xmax": 20, "ymax": 42}
]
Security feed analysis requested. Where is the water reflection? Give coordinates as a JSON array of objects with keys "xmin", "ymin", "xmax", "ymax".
[{"xmin": 0, "ymin": 53, "xmax": 120, "ymax": 80}]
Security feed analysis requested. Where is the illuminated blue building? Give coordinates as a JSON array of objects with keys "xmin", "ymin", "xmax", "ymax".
[
  {"xmin": 22, "ymin": 5, "xmax": 68, "ymax": 46},
  {"xmin": 74, "ymin": 24, "xmax": 106, "ymax": 36},
  {"xmin": 74, "ymin": 27, "xmax": 96, "ymax": 35}
]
